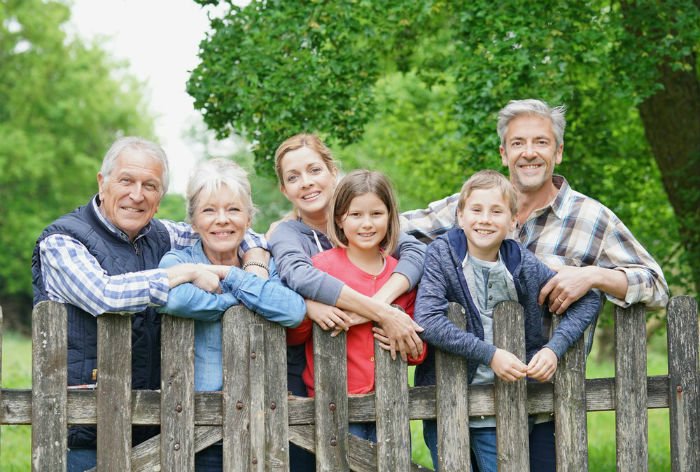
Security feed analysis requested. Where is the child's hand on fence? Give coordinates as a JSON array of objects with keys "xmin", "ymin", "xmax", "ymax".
[
  {"xmin": 526, "ymin": 347, "xmax": 558, "ymax": 382},
  {"xmin": 331, "ymin": 311, "xmax": 369, "ymax": 336},
  {"xmin": 490, "ymin": 348, "xmax": 527, "ymax": 382},
  {"xmin": 306, "ymin": 299, "xmax": 352, "ymax": 332}
]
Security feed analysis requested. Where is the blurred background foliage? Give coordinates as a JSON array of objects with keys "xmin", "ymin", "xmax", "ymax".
[{"xmin": 0, "ymin": 0, "xmax": 697, "ymax": 333}]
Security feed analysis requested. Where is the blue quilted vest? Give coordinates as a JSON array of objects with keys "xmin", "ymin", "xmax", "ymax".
[{"xmin": 32, "ymin": 196, "xmax": 172, "ymax": 448}]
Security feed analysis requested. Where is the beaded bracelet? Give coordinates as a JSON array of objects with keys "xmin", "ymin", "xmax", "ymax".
[{"xmin": 242, "ymin": 261, "xmax": 270, "ymax": 273}]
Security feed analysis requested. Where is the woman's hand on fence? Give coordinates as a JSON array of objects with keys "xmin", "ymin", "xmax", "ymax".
[
  {"xmin": 526, "ymin": 347, "xmax": 558, "ymax": 382},
  {"xmin": 376, "ymin": 307, "xmax": 424, "ymax": 361},
  {"xmin": 490, "ymin": 348, "xmax": 527, "ymax": 382},
  {"xmin": 306, "ymin": 300, "xmax": 352, "ymax": 332},
  {"xmin": 191, "ymin": 265, "xmax": 223, "ymax": 293}
]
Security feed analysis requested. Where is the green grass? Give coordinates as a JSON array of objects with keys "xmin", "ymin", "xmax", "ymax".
[
  {"xmin": 0, "ymin": 330, "xmax": 673, "ymax": 470},
  {"xmin": 1, "ymin": 330, "xmax": 33, "ymax": 471}
]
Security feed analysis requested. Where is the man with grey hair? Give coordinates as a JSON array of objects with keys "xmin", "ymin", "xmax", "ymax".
[
  {"xmin": 32, "ymin": 136, "xmax": 267, "ymax": 471},
  {"xmin": 403, "ymin": 99, "xmax": 668, "ymax": 471}
]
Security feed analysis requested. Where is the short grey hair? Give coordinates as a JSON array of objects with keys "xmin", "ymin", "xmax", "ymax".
[
  {"xmin": 186, "ymin": 158, "xmax": 256, "ymax": 222},
  {"xmin": 101, "ymin": 137, "xmax": 170, "ymax": 194},
  {"xmin": 497, "ymin": 99, "xmax": 567, "ymax": 149}
]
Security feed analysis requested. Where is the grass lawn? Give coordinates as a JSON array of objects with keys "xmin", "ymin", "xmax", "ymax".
[{"xmin": 1, "ymin": 329, "xmax": 672, "ymax": 471}]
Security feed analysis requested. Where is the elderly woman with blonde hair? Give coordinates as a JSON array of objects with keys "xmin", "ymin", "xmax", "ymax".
[{"xmin": 158, "ymin": 158, "xmax": 306, "ymax": 470}]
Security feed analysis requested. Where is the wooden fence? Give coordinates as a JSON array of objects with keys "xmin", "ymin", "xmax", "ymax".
[{"xmin": 0, "ymin": 296, "xmax": 698, "ymax": 471}]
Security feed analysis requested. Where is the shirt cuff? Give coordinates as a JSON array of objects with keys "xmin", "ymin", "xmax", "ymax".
[{"xmin": 149, "ymin": 269, "xmax": 171, "ymax": 306}]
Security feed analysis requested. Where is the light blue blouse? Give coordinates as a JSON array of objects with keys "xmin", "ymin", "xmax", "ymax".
[{"xmin": 158, "ymin": 240, "xmax": 306, "ymax": 391}]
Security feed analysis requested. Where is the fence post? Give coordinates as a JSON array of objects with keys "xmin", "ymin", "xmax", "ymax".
[
  {"xmin": 493, "ymin": 301, "xmax": 529, "ymax": 471},
  {"xmin": 614, "ymin": 304, "xmax": 647, "ymax": 472},
  {"xmin": 666, "ymin": 296, "xmax": 700, "ymax": 472},
  {"xmin": 262, "ymin": 318, "xmax": 291, "ymax": 471},
  {"xmin": 223, "ymin": 305, "xmax": 254, "ymax": 471},
  {"xmin": 97, "ymin": 313, "xmax": 132, "ymax": 470},
  {"xmin": 553, "ymin": 315, "xmax": 588, "ymax": 471},
  {"xmin": 374, "ymin": 326, "xmax": 411, "ymax": 471},
  {"xmin": 434, "ymin": 302, "xmax": 471, "ymax": 470},
  {"xmin": 31, "ymin": 301, "xmax": 67, "ymax": 472},
  {"xmin": 313, "ymin": 324, "xmax": 349, "ymax": 471},
  {"xmin": 160, "ymin": 315, "xmax": 195, "ymax": 470}
]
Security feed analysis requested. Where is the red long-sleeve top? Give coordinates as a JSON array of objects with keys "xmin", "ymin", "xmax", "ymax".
[{"xmin": 287, "ymin": 247, "xmax": 426, "ymax": 396}]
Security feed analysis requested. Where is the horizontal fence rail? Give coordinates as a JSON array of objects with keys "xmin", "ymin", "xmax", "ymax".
[{"xmin": 0, "ymin": 297, "xmax": 697, "ymax": 471}]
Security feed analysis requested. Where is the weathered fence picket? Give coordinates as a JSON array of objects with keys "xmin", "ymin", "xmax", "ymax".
[
  {"xmin": 31, "ymin": 301, "xmax": 67, "ymax": 471},
  {"xmin": 614, "ymin": 303, "xmax": 648, "ymax": 472},
  {"xmin": 160, "ymin": 315, "xmax": 195, "ymax": 471},
  {"xmin": 667, "ymin": 296, "xmax": 700, "ymax": 472},
  {"xmin": 493, "ymin": 301, "xmax": 530, "ymax": 471},
  {"xmin": 434, "ymin": 302, "xmax": 471, "ymax": 470},
  {"xmin": 313, "ymin": 323, "xmax": 349, "ymax": 471},
  {"xmin": 552, "ymin": 315, "xmax": 588, "ymax": 471},
  {"xmin": 1, "ymin": 296, "xmax": 697, "ymax": 471}
]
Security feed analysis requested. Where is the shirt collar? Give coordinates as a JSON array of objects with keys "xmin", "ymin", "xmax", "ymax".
[
  {"xmin": 462, "ymin": 249, "xmax": 503, "ymax": 269},
  {"xmin": 549, "ymin": 174, "xmax": 571, "ymax": 220},
  {"xmin": 92, "ymin": 194, "xmax": 153, "ymax": 243}
]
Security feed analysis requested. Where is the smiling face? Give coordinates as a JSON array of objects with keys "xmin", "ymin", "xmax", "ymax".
[
  {"xmin": 191, "ymin": 185, "xmax": 251, "ymax": 265},
  {"xmin": 97, "ymin": 150, "xmax": 164, "ymax": 240},
  {"xmin": 279, "ymin": 146, "xmax": 337, "ymax": 224},
  {"xmin": 457, "ymin": 187, "xmax": 516, "ymax": 261},
  {"xmin": 500, "ymin": 114, "xmax": 563, "ymax": 194},
  {"xmin": 337, "ymin": 192, "xmax": 389, "ymax": 254}
]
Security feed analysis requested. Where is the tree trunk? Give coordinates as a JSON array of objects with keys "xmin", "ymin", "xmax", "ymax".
[
  {"xmin": 636, "ymin": 59, "xmax": 700, "ymax": 297},
  {"xmin": 620, "ymin": 0, "xmax": 700, "ymax": 296}
]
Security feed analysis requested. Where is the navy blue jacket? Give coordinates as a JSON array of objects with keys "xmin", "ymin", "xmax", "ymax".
[
  {"xmin": 414, "ymin": 228, "xmax": 600, "ymax": 387},
  {"xmin": 32, "ymin": 196, "xmax": 171, "ymax": 448}
]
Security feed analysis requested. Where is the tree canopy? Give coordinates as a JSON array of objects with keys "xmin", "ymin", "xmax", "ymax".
[
  {"xmin": 0, "ymin": 0, "xmax": 154, "ymax": 311},
  {"xmin": 190, "ymin": 0, "xmax": 700, "ymax": 297}
]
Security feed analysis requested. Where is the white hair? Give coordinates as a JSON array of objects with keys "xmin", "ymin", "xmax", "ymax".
[
  {"xmin": 497, "ymin": 99, "xmax": 566, "ymax": 148},
  {"xmin": 186, "ymin": 158, "xmax": 255, "ymax": 222},
  {"xmin": 101, "ymin": 136, "xmax": 170, "ymax": 194}
]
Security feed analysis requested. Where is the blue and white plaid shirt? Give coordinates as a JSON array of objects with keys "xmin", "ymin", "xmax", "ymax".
[
  {"xmin": 401, "ymin": 175, "xmax": 669, "ymax": 309},
  {"xmin": 39, "ymin": 197, "xmax": 267, "ymax": 317}
]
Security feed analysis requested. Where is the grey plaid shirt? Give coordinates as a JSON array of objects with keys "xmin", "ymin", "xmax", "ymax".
[{"xmin": 401, "ymin": 175, "xmax": 668, "ymax": 309}]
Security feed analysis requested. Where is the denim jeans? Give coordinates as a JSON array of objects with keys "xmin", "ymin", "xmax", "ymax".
[
  {"xmin": 422, "ymin": 421, "xmax": 496, "ymax": 472},
  {"xmin": 67, "ymin": 448, "xmax": 96, "ymax": 472},
  {"xmin": 195, "ymin": 444, "xmax": 222, "ymax": 471},
  {"xmin": 423, "ymin": 419, "xmax": 556, "ymax": 472},
  {"xmin": 348, "ymin": 422, "xmax": 377, "ymax": 442}
]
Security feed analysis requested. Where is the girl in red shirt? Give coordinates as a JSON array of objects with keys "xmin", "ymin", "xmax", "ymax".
[{"xmin": 287, "ymin": 169, "xmax": 426, "ymax": 442}]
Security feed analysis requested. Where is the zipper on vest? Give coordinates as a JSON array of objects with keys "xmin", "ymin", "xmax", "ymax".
[{"xmin": 133, "ymin": 241, "xmax": 140, "ymax": 256}]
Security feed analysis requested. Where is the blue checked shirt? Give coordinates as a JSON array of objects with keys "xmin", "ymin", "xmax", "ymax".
[
  {"xmin": 401, "ymin": 175, "xmax": 669, "ymax": 309},
  {"xmin": 39, "ymin": 197, "xmax": 267, "ymax": 317}
]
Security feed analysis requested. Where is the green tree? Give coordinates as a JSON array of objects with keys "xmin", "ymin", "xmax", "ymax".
[
  {"xmin": 190, "ymin": 0, "xmax": 698, "ymax": 297},
  {"xmin": 0, "ymin": 0, "xmax": 154, "ymax": 318}
]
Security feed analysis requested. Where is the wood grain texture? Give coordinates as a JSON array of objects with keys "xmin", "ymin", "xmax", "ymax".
[
  {"xmin": 434, "ymin": 302, "xmax": 471, "ymax": 470},
  {"xmin": 614, "ymin": 303, "xmax": 648, "ymax": 472},
  {"xmin": 96, "ymin": 313, "xmax": 132, "ymax": 471},
  {"xmin": 374, "ymin": 330, "xmax": 410, "ymax": 471},
  {"xmin": 553, "ymin": 316, "xmax": 588, "ymax": 471},
  {"xmin": 666, "ymin": 296, "xmax": 700, "ymax": 472},
  {"xmin": 313, "ymin": 324, "xmax": 349, "ymax": 471},
  {"xmin": 160, "ymin": 315, "xmax": 195, "ymax": 471},
  {"xmin": 493, "ymin": 301, "xmax": 529, "ymax": 472},
  {"xmin": 31, "ymin": 301, "xmax": 68, "ymax": 472}
]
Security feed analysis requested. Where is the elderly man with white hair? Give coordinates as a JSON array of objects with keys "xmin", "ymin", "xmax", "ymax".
[{"xmin": 32, "ymin": 137, "xmax": 267, "ymax": 471}]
